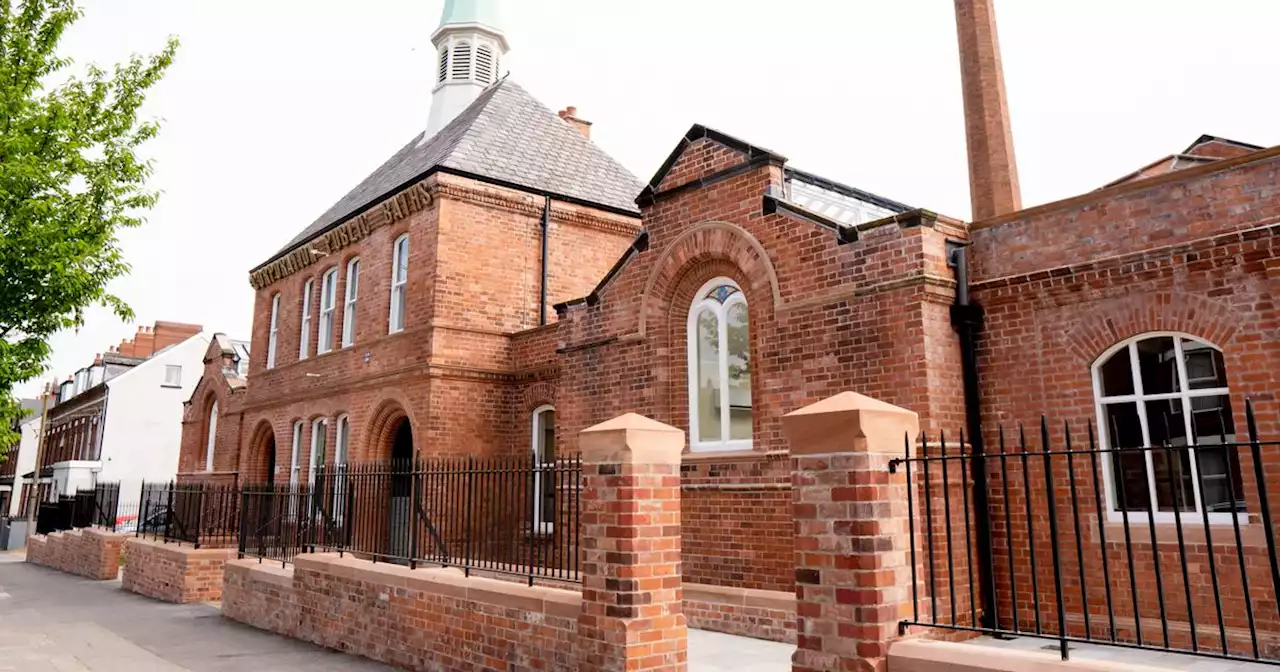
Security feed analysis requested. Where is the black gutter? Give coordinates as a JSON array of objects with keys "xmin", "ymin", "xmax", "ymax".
[
  {"xmin": 552, "ymin": 230, "xmax": 649, "ymax": 316},
  {"xmin": 948, "ymin": 242, "xmax": 997, "ymax": 630},
  {"xmin": 539, "ymin": 196, "xmax": 551, "ymax": 326},
  {"xmin": 252, "ymin": 165, "xmax": 642, "ymax": 274},
  {"xmin": 762, "ymin": 185, "xmax": 858, "ymax": 244}
]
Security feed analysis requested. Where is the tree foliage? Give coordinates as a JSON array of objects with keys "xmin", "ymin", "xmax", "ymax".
[{"xmin": 0, "ymin": 0, "xmax": 177, "ymax": 449}]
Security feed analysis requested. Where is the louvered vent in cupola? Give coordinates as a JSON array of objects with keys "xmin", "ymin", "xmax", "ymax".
[
  {"xmin": 437, "ymin": 46, "xmax": 449, "ymax": 84},
  {"xmin": 476, "ymin": 44, "xmax": 494, "ymax": 84},
  {"xmin": 451, "ymin": 42, "xmax": 472, "ymax": 81}
]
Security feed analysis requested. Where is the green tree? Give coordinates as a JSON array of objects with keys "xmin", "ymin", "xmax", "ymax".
[{"xmin": 0, "ymin": 0, "xmax": 177, "ymax": 450}]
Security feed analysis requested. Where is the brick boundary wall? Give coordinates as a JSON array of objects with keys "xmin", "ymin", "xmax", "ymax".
[
  {"xmin": 223, "ymin": 554, "xmax": 581, "ymax": 671},
  {"xmin": 121, "ymin": 537, "xmax": 236, "ymax": 604},
  {"xmin": 683, "ymin": 583, "xmax": 795, "ymax": 645},
  {"xmin": 25, "ymin": 529, "xmax": 125, "ymax": 580}
]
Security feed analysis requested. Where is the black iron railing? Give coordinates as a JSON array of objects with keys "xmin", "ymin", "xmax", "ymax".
[
  {"xmin": 137, "ymin": 481, "xmax": 239, "ymax": 548},
  {"xmin": 893, "ymin": 401, "xmax": 1280, "ymax": 665},
  {"xmin": 35, "ymin": 482, "xmax": 124, "ymax": 533},
  {"xmin": 239, "ymin": 454, "xmax": 582, "ymax": 584}
]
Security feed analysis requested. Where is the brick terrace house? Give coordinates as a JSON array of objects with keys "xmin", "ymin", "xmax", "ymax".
[{"xmin": 184, "ymin": 0, "xmax": 1280, "ymax": 649}]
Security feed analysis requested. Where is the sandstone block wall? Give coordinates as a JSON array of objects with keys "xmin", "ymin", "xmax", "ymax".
[
  {"xmin": 25, "ymin": 529, "xmax": 124, "ymax": 580},
  {"xmin": 121, "ymin": 537, "xmax": 235, "ymax": 604}
]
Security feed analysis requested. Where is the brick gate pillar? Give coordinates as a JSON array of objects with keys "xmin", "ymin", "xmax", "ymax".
[
  {"xmin": 578, "ymin": 413, "xmax": 687, "ymax": 672},
  {"xmin": 782, "ymin": 392, "xmax": 920, "ymax": 672}
]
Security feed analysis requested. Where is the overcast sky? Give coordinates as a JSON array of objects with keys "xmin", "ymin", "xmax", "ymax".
[{"xmin": 16, "ymin": 0, "xmax": 1279, "ymax": 398}]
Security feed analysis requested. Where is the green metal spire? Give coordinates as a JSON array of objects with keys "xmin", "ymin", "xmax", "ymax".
[{"xmin": 438, "ymin": 0, "xmax": 504, "ymax": 32}]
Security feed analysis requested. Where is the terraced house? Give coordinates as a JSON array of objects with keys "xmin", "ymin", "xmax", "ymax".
[{"xmin": 181, "ymin": 0, "xmax": 1280, "ymax": 663}]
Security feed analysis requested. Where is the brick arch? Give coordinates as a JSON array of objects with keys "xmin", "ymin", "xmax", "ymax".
[
  {"xmin": 363, "ymin": 397, "xmax": 415, "ymax": 463},
  {"xmin": 519, "ymin": 381, "xmax": 557, "ymax": 415},
  {"xmin": 638, "ymin": 220, "xmax": 781, "ymax": 338},
  {"xmin": 245, "ymin": 420, "xmax": 278, "ymax": 485},
  {"xmin": 1061, "ymin": 291, "xmax": 1240, "ymax": 365}
]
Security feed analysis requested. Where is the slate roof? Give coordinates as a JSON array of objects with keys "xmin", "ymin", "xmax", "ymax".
[{"xmin": 261, "ymin": 78, "xmax": 643, "ymax": 268}]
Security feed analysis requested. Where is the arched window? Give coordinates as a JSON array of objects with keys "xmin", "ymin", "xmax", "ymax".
[
  {"xmin": 450, "ymin": 41, "xmax": 472, "ymax": 81},
  {"xmin": 266, "ymin": 293, "xmax": 280, "ymax": 369},
  {"xmin": 687, "ymin": 278, "xmax": 751, "ymax": 452},
  {"xmin": 342, "ymin": 258, "xmax": 360, "ymax": 347},
  {"xmin": 318, "ymin": 267, "xmax": 338, "ymax": 354},
  {"xmin": 289, "ymin": 421, "xmax": 303, "ymax": 488},
  {"xmin": 532, "ymin": 405, "xmax": 555, "ymax": 531},
  {"xmin": 309, "ymin": 418, "xmax": 327, "ymax": 487},
  {"xmin": 437, "ymin": 45, "xmax": 449, "ymax": 84},
  {"xmin": 335, "ymin": 414, "xmax": 350, "ymax": 466},
  {"xmin": 299, "ymin": 278, "xmax": 313, "ymax": 359},
  {"xmin": 389, "ymin": 234, "xmax": 409, "ymax": 333},
  {"xmin": 1093, "ymin": 333, "xmax": 1243, "ymax": 521},
  {"xmin": 204, "ymin": 402, "xmax": 218, "ymax": 472}
]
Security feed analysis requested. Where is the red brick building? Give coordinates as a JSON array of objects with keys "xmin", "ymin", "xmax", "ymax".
[{"xmin": 183, "ymin": 0, "xmax": 1280, "ymax": 650}]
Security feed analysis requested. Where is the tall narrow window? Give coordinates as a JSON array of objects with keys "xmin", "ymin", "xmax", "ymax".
[
  {"xmin": 687, "ymin": 278, "xmax": 752, "ymax": 452},
  {"xmin": 1093, "ymin": 334, "xmax": 1243, "ymax": 522},
  {"xmin": 318, "ymin": 268, "xmax": 338, "ymax": 354},
  {"xmin": 289, "ymin": 421, "xmax": 303, "ymax": 488},
  {"xmin": 389, "ymin": 234, "xmax": 409, "ymax": 333},
  {"xmin": 299, "ymin": 279, "xmax": 313, "ymax": 359},
  {"xmin": 342, "ymin": 259, "xmax": 360, "ymax": 347},
  {"xmin": 309, "ymin": 418, "xmax": 327, "ymax": 487},
  {"xmin": 532, "ymin": 406, "xmax": 556, "ymax": 532},
  {"xmin": 204, "ymin": 402, "xmax": 218, "ymax": 472},
  {"xmin": 333, "ymin": 414, "xmax": 350, "ymax": 521},
  {"xmin": 266, "ymin": 294, "xmax": 280, "ymax": 369}
]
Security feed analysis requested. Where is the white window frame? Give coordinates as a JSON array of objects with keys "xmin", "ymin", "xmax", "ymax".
[
  {"xmin": 299, "ymin": 279, "xmax": 313, "ymax": 359},
  {"xmin": 335, "ymin": 414, "xmax": 350, "ymax": 466},
  {"xmin": 266, "ymin": 294, "xmax": 280, "ymax": 369},
  {"xmin": 342, "ymin": 258, "xmax": 359, "ymax": 347},
  {"xmin": 289, "ymin": 421, "xmax": 303, "ymax": 488},
  {"xmin": 318, "ymin": 268, "xmax": 338, "ymax": 354},
  {"xmin": 1092, "ymin": 332, "xmax": 1242, "ymax": 525},
  {"xmin": 308, "ymin": 418, "xmax": 327, "ymax": 488},
  {"xmin": 686, "ymin": 278, "xmax": 752, "ymax": 453},
  {"xmin": 204, "ymin": 402, "xmax": 218, "ymax": 472},
  {"xmin": 333, "ymin": 414, "xmax": 350, "ymax": 522},
  {"xmin": 389, "ymin": 234, "xmax": 409, "ymax": 334},
  {"xmin": 531, "ymin": 405, "xmax": 556, "ymax": 534},
  {"xmin": 163, "ymin": 365, "xmax": 182, "ymax": 388}
]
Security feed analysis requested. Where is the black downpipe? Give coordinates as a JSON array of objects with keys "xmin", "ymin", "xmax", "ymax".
[
  {"xmin": 539, "ymin": 196, "xmax": 550, "ymax": 326},
  {"xmin": 949, "ymin": 243, "xmax": 998, "ymax": 630}
]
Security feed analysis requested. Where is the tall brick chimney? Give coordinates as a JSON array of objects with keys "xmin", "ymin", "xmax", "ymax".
[
  {"xmin": 954, "ymin": 0, "xmax": 1022, "ymax": 221},
  {"xmin": 558, "ymin": 106, "xmax": 592, "ymax": 139}
]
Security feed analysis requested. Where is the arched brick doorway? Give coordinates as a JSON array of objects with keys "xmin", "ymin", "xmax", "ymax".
[
  {"xmin": 387, "ymin": 415, "xmax": 414, "ymax": 561},
  {"xmin": 247, "ymin": 422, "xmax": 278, "ymax": 487}
]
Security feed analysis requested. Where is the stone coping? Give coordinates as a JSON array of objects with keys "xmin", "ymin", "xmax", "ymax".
[
  {"xmin": 888, "ymin": 640, "xmax": 1170, "ymax": 672},
  {"xmin": 126, "ymin": 536, "xmax": 238, "ymax": 558},
  {"xmin": 227, "ymin": 559, "xmax": 294, "ymax": 589},
  {"xmin": 683, "ymin": 582, "xmax": 794, "ymax": 612},
  {"xmin": 294, "ymin": 553, "xmax": 582, "ymax": 619}
]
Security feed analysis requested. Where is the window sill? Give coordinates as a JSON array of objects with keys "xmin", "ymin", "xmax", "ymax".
[
  {"xmin": 682, "ymin": 449, "xmax": 784, "ymax": 463},
  {"xmin": 160, "ymin": 384, "xmax": 182, "ymax": 389},
  {"xmin": 1102, "ymin": 516, "xmax": 1264, "ymax": 547}
]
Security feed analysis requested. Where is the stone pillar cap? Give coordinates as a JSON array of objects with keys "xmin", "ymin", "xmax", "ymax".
[
  {"xmin": 783, "ymin": 391, "xmax": 920, "ymax": 456},
  {"xmin": 580, "ymin": 413, "xmax": 684, "ymax": 464}
]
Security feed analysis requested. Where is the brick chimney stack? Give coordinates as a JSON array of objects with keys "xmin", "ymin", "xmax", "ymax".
[
  {"xmin": 558, "ymin": 106, "xmax": 592, "ymax": 139},
  {"xmin": 954, "ymin": 0, "xmax": 1022, "ymax": 221}
]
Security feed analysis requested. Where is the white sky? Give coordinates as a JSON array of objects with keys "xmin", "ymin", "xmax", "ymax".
[{"xmin": 17, "ymin": 0, "xmax": 1279, "ymax": 398}]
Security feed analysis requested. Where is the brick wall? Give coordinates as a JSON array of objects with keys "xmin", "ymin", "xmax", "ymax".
[
  {"xmin": 25, "ymin": 529, "xmax": 124, "ymax": 580},
  {"xmin": 223, "ymin": 554, "xmax": 581, "ymax": 671},
  {"xmin": 556, "ymin": 132, "xmax": 968, "ymax": 593},
  {"xmin": 961, "ymin": 148, "xmax": 1280, "ymax": 648},
  {"xmin": 683, "ymin": 583, "xmax": 795, "ymax": 644},
  {"xmin": 121, "ymin": 537, "xmax": 235, "ymax": 604}
]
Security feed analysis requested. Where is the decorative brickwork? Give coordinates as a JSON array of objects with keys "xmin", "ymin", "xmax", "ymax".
[
  {"xmin": 25, "ymin": 529, "xmax": 124, "ymax": 580},
  {"xmin": 121, "ymin": 537, "xmax": 236, "ymax": 604},
  {"xmin": 783, "ymin": 392, "xmax": 920, "ymax": 672}
]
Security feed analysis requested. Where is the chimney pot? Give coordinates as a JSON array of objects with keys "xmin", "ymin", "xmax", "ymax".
[{"xmin": 558, "ymin": 105, "xmax": 593, "ymax": 139}]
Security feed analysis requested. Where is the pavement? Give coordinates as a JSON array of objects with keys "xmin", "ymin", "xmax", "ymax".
[{"xmin": 0, "ymin": 552, "xmax": 793, "ymax": 671}]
